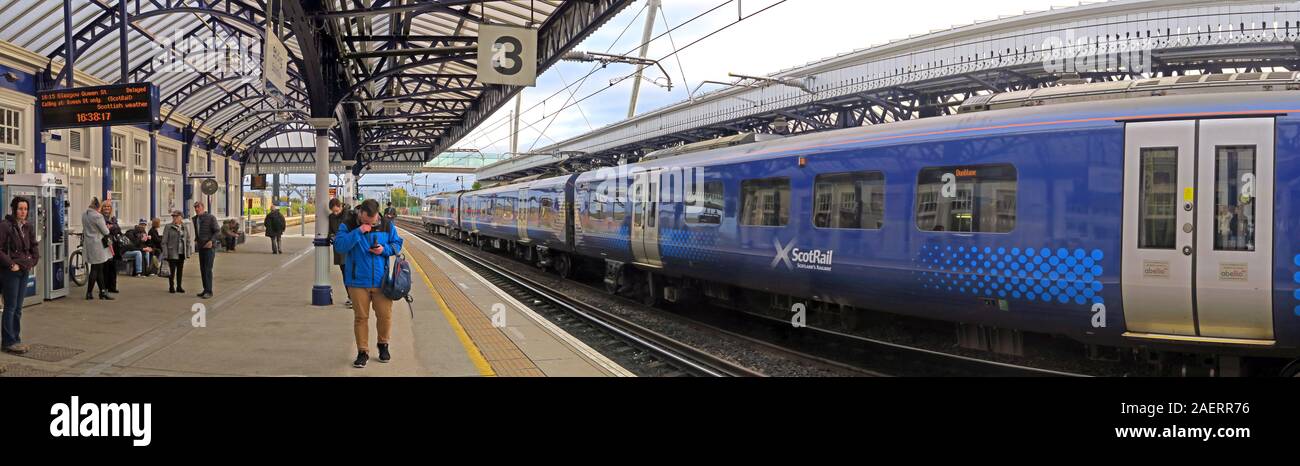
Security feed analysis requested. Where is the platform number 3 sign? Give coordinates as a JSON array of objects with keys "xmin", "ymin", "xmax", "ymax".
[{"xmin": 477, "ymin": 24, "xmax": 538, "ymax": 87}]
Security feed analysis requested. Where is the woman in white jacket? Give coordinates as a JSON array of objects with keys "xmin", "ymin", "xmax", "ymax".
[{"xmin": 81, "ymin": 197, "xmax": 114, "ymax": 300}]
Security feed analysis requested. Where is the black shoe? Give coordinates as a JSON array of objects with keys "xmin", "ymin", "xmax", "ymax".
[
  {"xmin": 85, "ymin": 294, "xmax": 93, "ymax": 300},
  {"xmin": 196, "ymin": 292, "xmax": 205, "ymax": 298},
  {"xmin": 168, "ymin": 287, "xmax": 175, "ymax": 293},
  {"xmin": 200, "ymin": 292, "xmax": 212, "ymax": 299},
  {"xmin": 99, "ymin": 293, "xmax": 114, "ymax": 300},
  {"xmin": 377, "ymin": 344, "xmax": 391, "ymax": 363},
  {"xmin": 353, "ymin": 352, "xmax": 369, "ymax": 368},
  {"xmin": 176, "ymin": 287, "xmax": 185, "ymax": 293}
]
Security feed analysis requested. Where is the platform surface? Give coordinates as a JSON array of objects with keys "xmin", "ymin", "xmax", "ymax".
[{"xmin": 0, "ymin": 229, "xmax": 622, "ymax": 377}]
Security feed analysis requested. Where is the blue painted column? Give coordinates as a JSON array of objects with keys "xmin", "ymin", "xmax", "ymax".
[
  {"xmin": 181, "ymin": 128, "xmax": 191, "ymax": 217},
  {"xmin": 149, "ymin": 130, "xmax": 157, "ymax": 219},
  {"xmin": 206, "ymin": 146, "xmax": 213, "ymax": 210},
  {"xmin": 33, "ymin": 73, "xmax": 46, "ymax": 174},
  {"xmin": 101, "ymin": 126, "xmax": 112, "ymax": 201},
  {"xmin": 223, "ymin": 156, "xmax": 229, "ymax": 216}
]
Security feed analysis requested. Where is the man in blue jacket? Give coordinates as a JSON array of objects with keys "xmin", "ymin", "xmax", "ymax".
[{"xmin": 333, "ymin": 199, "xmax": 404, "ymax": 368}]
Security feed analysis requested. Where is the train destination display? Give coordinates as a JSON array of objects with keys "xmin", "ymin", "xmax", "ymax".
[{"xmin": 37, "ymin": 83, "xmax": 158, "ymax": 129}]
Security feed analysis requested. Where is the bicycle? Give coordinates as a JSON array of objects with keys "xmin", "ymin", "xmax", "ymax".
[{"xmin": 68, "ymin": 232, "xmax": 88, "ymax": 287}]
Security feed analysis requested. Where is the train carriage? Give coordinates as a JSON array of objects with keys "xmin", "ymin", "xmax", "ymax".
[{"xmin": 471, "ymin": 74, "xmax": 1300, "ymax": 371}]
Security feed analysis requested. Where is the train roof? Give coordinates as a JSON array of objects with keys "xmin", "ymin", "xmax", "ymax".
[{"xmin": 575, "ymin": 88, "xmax": 1300, "ymax": 181}]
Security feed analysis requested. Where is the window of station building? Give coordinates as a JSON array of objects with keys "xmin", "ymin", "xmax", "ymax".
[
  {"xmin": 914, "ymin": 164, "xmax": 1016, "ymax": 233},
  {"xmin": 0, "ymin": 106, "xmax": 20, "ymax": 147},
  {"xmin": 68, "ymin": 129, "xmax": 82, "ymax": 154},
  {"xmin": 133, "ymin": 139, "xmax": 146, "ymax": 167},
  {"xmin": 739, "ymin": 178, "xmax": 790, "ymax": 227},
  {"xmin": 813, "ymin": 171, "xmax": 885, "ymax": 229},
  {"xmin": 1213, "ymin": 145, "xmax": 1257, "ymax": 251},
  {"xmin": 685, "ymin": 181, "xmax": 724, "ymax": 225},
  {"xmin": 111, "ymin": 134, "xmax": 125, "ymax": 164},
  {"xmin": 110, "ymin": 167, "xmax": 126, "ymax": 207},
  {"xmin": 0, "ymin": 150, "xmax": 17, "ymax": 175}
]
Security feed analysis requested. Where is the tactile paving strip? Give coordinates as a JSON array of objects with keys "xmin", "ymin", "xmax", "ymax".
[
  {"xmin": 406, "ymin": 241, "xmax": 545, "ymax": 377},
  {"xmin": 10, "ymin": 343, "xmax": 84, "ymax": 363},
  {"xmin": 0, "ymin": 363, "xmax": 62, "ymax": 377}
]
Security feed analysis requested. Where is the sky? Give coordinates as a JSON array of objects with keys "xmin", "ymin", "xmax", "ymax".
[{"xmin": 298, "ymin": 0, "xmax": 1076, "ymax": 197}]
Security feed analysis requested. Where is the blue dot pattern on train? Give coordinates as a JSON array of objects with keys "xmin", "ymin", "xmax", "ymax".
[
  {"xmin": 659, "ymin": 228, "xmax": 723, "ymax": 263},
  {"xmin": 916, "ymin": 245, "xmax": 1105, "ymax": 306},
  {"xmin": 1294, "ymin": 254, "xmax": 1300, "ymax": 317}
]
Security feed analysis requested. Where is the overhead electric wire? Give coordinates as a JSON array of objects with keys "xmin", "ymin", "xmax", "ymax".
[
  {"xmin": 495, "ymin": 0, "xmax": 790, "ymax": 154},
  {"xmin": 467, "ymin": 0, "xmax": 737, "ymax": 153}
]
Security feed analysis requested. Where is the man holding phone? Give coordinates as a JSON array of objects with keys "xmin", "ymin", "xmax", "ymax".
[{"xmin": 333, "ymin": 199, "xmax": 404, "ymax": 368}]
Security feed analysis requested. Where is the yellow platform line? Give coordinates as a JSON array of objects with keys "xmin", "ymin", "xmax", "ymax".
[{"xmin": 408, "ymin": 251, "xmax": 497, "ymax": 376}]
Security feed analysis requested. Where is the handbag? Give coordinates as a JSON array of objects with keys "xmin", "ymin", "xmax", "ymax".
[{"xmin": 159, "ymin": 260, "xmax": 170, "ymax": 278}]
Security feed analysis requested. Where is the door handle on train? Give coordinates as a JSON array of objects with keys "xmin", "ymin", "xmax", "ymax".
[{"xmin": 1182, "ymin": 246, "xmax": 1193, "ymax": 256}]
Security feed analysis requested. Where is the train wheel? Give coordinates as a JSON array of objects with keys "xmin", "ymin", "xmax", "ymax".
[
  {"xmin": 1281, "ymin": 359, "xmax": 1300, "ymax": 377},
  {"xmin": 554, "ymin": 253, "xmax": 572, "ymax": 280}
]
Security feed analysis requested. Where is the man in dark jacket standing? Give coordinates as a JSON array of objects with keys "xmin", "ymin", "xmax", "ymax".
[
  {"xmin": 0, "ymin": 197, "xmax": 39, "ymax": 354},
  {"xmin": 265, "ymin": 207, "xmax": 286, "ymax": 254},
  {"xmin": 327, "ymin": 198, "xmax": 352, "ymax": 308},
  {"xmin": 192, "ymin": 201, "xmax": 221, "ymax": 299}
]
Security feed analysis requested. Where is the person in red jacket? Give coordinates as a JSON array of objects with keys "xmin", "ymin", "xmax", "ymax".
[{"xmin": 0, "ymin": 197, "xmax": 40, "ymax": 354}]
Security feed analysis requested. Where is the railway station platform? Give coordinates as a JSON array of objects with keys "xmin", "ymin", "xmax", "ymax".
[{"xmin": 0, "ymin": 229, "xmax": 625, "ymax": 377}]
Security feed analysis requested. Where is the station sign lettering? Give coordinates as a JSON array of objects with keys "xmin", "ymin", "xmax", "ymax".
[{"xmin": 38, "ymin": 83, "xmax": 159, "ymax": 129}]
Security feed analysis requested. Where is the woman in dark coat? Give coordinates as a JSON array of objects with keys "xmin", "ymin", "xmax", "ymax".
[
  {"xmin": 0, "ymin": 197, "xmax": 40, "ymax": 354},
  {"xmin": 101, "ymin": 201, "xmax": 124, "ymax": 294},
  {"xmin": 159, "ymin": 210, "xmax": 191, "ymax": 293}
]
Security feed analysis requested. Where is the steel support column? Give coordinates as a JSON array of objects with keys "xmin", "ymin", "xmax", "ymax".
[{"xmin": 309, "ymin": 117, "xmax": 337, "ymax": 306}]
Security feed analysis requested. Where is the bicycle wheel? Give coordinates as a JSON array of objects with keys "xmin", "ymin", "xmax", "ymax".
[{"xmin": 69, "ymin": 249, "xmax": 87, "ymax": 287}]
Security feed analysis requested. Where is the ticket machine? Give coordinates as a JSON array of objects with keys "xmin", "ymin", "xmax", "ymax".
[{"xmin": 0, "ymin": 173, "xmax": 70, "ymax": 304}]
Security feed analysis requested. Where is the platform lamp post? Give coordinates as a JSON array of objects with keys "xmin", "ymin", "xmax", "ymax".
[{"xmin": 308, "ymin": 117, "xmax": 336, "ymax": 306}]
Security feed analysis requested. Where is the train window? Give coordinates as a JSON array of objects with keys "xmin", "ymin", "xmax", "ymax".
[
  {"xmin": 588, "ymin": 191, "xmax": 605, "ymax": 221},
  {"xmin": 813, "ymin": 171, "xmax": 884, "ymax": 229},
  {"xmin": 740, "ymin": 178, "xmax": 790, "ymax": 226},
  {"xmin": 611, "ymin": 194, "xmax": 627, "ymax": 222},
  {"xmin": 1138, "ymin": 148, "xmax": 1177, "ymax": 249},
  {"xmin": 915, "ymin": 164, "xmax": 1016, "ymax": 233},
  {"xmin": 1213, "ymin": 145, "xmax": 1256, "ymax": 251},
  {"xmin": 685, "ymin": 181, "xmax": 724, "ymax": 225}
]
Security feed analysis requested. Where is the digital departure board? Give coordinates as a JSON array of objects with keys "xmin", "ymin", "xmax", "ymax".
[{"xmin": 37, "ymin": 83, "xmax": 158, "ymax": 129}]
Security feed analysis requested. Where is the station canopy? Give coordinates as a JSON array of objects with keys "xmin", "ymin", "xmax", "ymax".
[{"xmin": 0, "ymin": 0, "xmax": 632, "ymax": 173}]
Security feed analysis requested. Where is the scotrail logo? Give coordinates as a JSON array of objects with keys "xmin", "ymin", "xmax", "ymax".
[
  {"xmin": 49, "ymin": 396, "xmax": 152, "ymax": 446},
  {"xmin": 772, "ymin": 238, "xmax": 834, "ymax": 272}
]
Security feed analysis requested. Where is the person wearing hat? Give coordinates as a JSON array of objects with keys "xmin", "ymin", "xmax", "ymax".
[
  {"xmin": 159, "ymin": 210, "xmax": 192, "ymax": 293},
  {"xmin": 123, "ymin": 218, "xmax": 155, "ymax": 277}
]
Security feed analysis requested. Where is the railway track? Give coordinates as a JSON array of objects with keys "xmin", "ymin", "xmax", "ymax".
[
  {"xmin": 398, "ymin": 218, "xmax": 1084, "ymax": 377},
  {"xmin": 400, "ymin": 222, "xmax": 760, "ymax": 377}
]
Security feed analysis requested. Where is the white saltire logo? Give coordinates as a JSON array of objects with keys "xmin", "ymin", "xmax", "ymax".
[{"xmin": 772, "ymin": 237, "xmax": 796, "ymax": 270}]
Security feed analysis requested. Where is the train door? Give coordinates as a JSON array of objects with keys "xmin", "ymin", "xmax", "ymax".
[
  {"xmin": 1122, "ymin": 119, "xmax": 1274, "ymax": 342},
  {"xmin": 630, "ymin": 169, "xmax": 663, "ymax": 267},
  {"xmin": 516, "ymin": 188, "xmax": 530, "ymax": 242}
]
